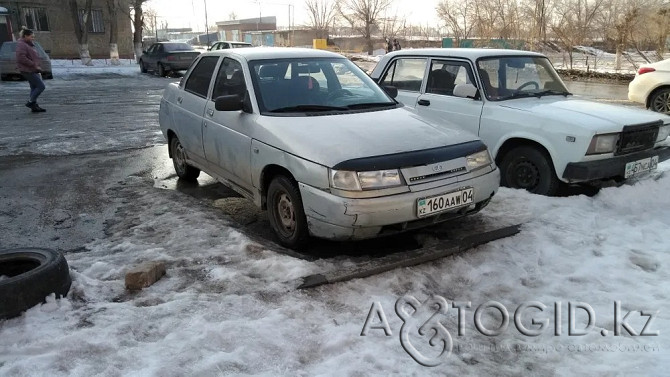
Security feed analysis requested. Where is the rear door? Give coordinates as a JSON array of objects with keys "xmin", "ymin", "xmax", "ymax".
[
  {"xmin": 414, "ymin": 58, "xmax": 484, "ymax": 136},
  {"xmin": 171, "ymin": 55, "xmax": 220, "ymax": 164},
  {"xmin": 378, "ymin": 57, "xmax": 428, "ymax": 107},
  {"xmin": 143, "ymin": 44, "xmax": 158, "ymax": 65},
  {"xmin": 203, "ymin": 57, "xmax": 255, "ymax": 193}
]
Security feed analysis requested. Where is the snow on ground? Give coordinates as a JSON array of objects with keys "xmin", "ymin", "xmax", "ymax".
[{"xmin": 1, "ymin": 161, "xmax": 669, "ymax": 376}]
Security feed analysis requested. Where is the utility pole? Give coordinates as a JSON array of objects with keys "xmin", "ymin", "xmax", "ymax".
[
  {"xmin": 154, "ymin": 14, "xmax": 158, "ymax": 41},
  {"xmin": 204, "ymin": 0, "xmax": 210, "ymax": 46}
]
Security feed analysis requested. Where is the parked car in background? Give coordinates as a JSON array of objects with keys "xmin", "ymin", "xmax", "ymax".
[
  {"xmin": 628, "ymin": 59, "xmax": 670, "ymax": 113},
  {"xmin": 159, "ymin": 48, "xmax": 500, "ymax": 248},
  {"xmin": 208, "ymin": 41, "xmax": 252, "ymax": 50},
  {"xmin": 371, "ymin": 48, "xmax": 670, "ymax": 196},
  {"xmin": 139, "ymin": 42, "xmax": 201, "ymax": 77},
  {"xmin": 0, "ymin": 41, "xmax": 53, "ymax": 81}
]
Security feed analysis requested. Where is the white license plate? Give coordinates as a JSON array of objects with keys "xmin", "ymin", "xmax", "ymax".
[
  {"xmin": 417, "ymin": 188, "xmax": 474, "ymax": 217},
  {"xmin": 624, "ymin": 155, "xmax": 658, "ymax": 178}
]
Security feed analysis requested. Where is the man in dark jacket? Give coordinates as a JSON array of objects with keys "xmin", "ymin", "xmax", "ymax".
[{"xmin": 16, "ymin": 29, "xmax": 46, "ymax": 112}]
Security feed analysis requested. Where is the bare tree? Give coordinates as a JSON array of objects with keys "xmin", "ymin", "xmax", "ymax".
[
  {"xmin": 551, "ymin": 0, "xmax": 605, "ymax": 69},
  {"xmin": 305, "ymin": 0, "xmax": 338, "ymax": 39},
  {"xmin": 338, "ymin": 0, "xmax": 395, "ymax": 54},
  {"xmin": 436, "ymin": 0, "xmax": 476, "ymax": 46},
  {"xmin": 69, "ymin": 0, "xmax": 94, "ymax": 66},
  {"xmin": 127, "ymin": 0, "xmax": 149, "ymax": 62},
  {"xmin": 228, "ymin": 11, "xmax": 238, "ymax": 20},
  {"xmin": 106, "ymin": 0, "xmax": 121, "ymax": 65}
]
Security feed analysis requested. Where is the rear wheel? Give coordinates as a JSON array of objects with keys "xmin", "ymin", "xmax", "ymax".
[
  {"xmin": 0, "ymin": 74, "xmax": 8, "ymax": 81},
  {"xmin": 267, "ymin": 175, "xmax": 309, "ymax": 249},
  {"xmin": 649, "ymin": 88, "xmax": 670, "ymax": 113},
  {"xmin": 157, "ymin": 63, "xmax": 166, "ymax": 77},
  {"xmin": 169, "ymin": 136, "xmax": 200, "ymax": 181},
  {"xmin": 499, "ymin": 146, "xmax": 560, "ymax": 196},
  {"xmin": 139, "ymin": 59, "xmax": 147, "ymax": 73}
]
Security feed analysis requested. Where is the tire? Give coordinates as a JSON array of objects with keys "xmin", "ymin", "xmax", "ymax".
[
  {"xmin": 169, "ymin": 136, "xmax": 200, "ymax": 181},
  {"xmin": 0, "ymin": 74, "xmax": 9, "ymax": 81},
  {"xmin": 157, "ymin": 63, "xmax": 166, "ymax": 77},
  {"xmin": 267, "ymin": 175, "xmax": 309, "ymax": 249},
  {"xmin": 648, "ymin": 88, "xmax": 670, "ymax": 113},
  {"xmin": 0, "ymin": 248, "xmax": 72, "ymax": 320},
  {"xmin": 499, "ymin": 146, "xmax": 560, "ymax": 196},
  {"xmin": 139, "ymin": 60, "xmax": 147, "ymax": 73}
]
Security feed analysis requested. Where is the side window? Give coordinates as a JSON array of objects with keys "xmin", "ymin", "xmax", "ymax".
[
  {"xmin": 157, "ymin": 45, "xmax": 164, "ymax": 53},
  {"xmin": 147, "ymin": 44, "xmax": 156, "ymax": 54},
  {"xmin": 184, "ymin": 56, "xmax": 220, "ymax": 98},
  {"xmin": 212, "ymin": 58, "xmax": 247, "ymax": 99},
  {"xmin": 380, "ymin": 58, "xmax": 427, "ymax": 92},
  {"xmin": 426, "ymin": 60, "xmax": 474, "ymax": 96}
]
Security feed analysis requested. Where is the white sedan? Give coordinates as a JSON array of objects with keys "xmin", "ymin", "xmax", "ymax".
[
  {"xmin": 371, "ymin": 48, "xmax": 670, "ymax": 196},
  {"xmin": 628, "ymin": 58, "xmax": 670, "ymax": 113}
]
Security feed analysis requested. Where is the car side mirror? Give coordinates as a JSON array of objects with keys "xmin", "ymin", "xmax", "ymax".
[
  {"xmin": 382, "ymin": 85, "xmax": 398, "ymax": 99},
  {"xmin": 453, "ymin": 83, "xmax": 478, "ymax": 99},
  {"xmin": 215, "ymin": 95, "xmax": 244, "ymax": 111}
]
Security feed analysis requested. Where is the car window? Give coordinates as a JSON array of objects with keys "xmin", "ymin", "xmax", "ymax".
[
  {"xmin": 426, "ymin": 60, "xmax": 475, "ymax": 96},
  {"xmin": 212, "ymin": 58, "xmax": 246, "ymax": 99},
  {"xmin": 157, "ymin": 44, "xmax": 165, "ymax": 53},
  {"xmin": 164, "ymin": 43, "xmax": 195, "ymax": 52},
  {"xmin": 184, "ymin": 56, "xmax": 220, "ymax": 98},
  {"xmin": 380, "ymin": 58, "xmax": 427, "ymax": 92},
  {"xmin": 0, "ymin": 42, "xmax": 49, "ymax": 59}
]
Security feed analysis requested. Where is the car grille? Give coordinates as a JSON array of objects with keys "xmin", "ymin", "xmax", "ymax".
[{"xmin": 616, "ymin": 121, "xmax": 661, "ymax": 155}]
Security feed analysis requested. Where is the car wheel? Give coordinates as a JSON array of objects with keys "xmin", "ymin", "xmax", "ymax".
[
  {"xmin": 169, "ymin": 136, "xmax": 200, "ymax": 181},
  {"xmin": 499, "ymin": 146, "xmax": 560, "ymax": 196},
  {"xmin": 0, "ymin": 248, "xmax": 72, "ymax": 319},
  {"xmin": 139, "ymin": 60, "xmax": 147, "ymax": 73},
  {"xmin": 0, "ymin": 74, "xmax": 9, "ymax": 81},
  {"xmin": 267, "ymin": 175, "xmax": 309, "ymax": 249},
  {"xmin": 157, "ymin": 63, "xmax": 166, "ymax": 77},
  {"xmin": 649, "ymin": 88, "xmax": 670, "ymax": 113}
]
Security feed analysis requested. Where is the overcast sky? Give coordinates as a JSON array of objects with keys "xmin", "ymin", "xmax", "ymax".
[{"xmin": 146, "ymin": 0, "xmax": 442, "ymax": 31}]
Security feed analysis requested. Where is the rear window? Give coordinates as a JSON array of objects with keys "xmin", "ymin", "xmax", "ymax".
[
  {"xmin": 163, "ymin": 43, "xmax": 194, "ymax": 52},
  {"xmin": 0, "ymin": 42, "xmax": 49, "ymax": 59}
]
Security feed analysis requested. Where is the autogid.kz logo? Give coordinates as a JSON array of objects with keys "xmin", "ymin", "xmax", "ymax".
[{"xmin": 360, "ymin": 295, "xmax": 659, "ymax": 367}]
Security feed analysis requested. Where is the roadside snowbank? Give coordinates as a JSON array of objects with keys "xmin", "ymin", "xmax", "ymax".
[{"xmin": 51, "ymin": 59, "xmax": 141, "ymax": 78}]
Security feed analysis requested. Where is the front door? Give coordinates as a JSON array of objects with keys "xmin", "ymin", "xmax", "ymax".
[
  {"xmin": 378, "ymin": 57, "xmax": 428, "ymax": 108},
  {"xmin": 203, "ymin": 57, "xmax": 254, "ymax": 193}
]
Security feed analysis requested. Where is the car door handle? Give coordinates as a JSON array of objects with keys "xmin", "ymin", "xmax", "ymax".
[
  {"xmin": 177, "ymin": 97, "xmax": 183, "ymax": 104},
  {"xmin": 418, "ymin": 99, "xmax": 431, "ymax": 106},
  {"xmin": 207, "ymin": 109, "xmax": 214, "ymax": 117}
]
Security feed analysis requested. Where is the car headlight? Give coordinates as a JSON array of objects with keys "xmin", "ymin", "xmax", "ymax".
[
  {"xmin": 657, "ymin": 125, "xmax": 670, "ymax": 142},
  {"xmin": 587, "ymin": 133, "xmax": 620, "ymax": 154},
  {"xmin": 466, "ymin": 149, "xmax": 493, "ymax": 171},
  {"xmin": 330, "ymin": 169, "xmax": 404, "ymax": 191}
]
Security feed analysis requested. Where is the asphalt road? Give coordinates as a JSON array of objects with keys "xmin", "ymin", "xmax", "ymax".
[{"xmin": 0, "ymin": 74, "xmax": 642, "ymax": 255}]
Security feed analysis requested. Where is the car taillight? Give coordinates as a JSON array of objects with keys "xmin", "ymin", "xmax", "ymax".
[
  {"xmin": 638, "ymin": 67, "xmax": 656, "ymax": 75},
  {"xmin": 167, "ymin": 55, "xmax": 176, "ymax": 61}
]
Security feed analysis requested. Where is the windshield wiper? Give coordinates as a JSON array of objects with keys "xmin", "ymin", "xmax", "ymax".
[
  {"xmin": 269, "ymin": 105, "xmax": 348, "ymax": 113},
  {"xmin": 346, "ymin": 102, "xmax": 396, "ymax": 109},
  {"xmin": 534, "ymin": 89, "xmax": 572, "ymax": 98},
  {"xmin": 502, "ymin": 92, "xmax": 538, "ymax": 100}
]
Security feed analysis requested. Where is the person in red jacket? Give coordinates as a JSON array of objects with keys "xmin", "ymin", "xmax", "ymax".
[{"xmin": 15, "ymin": 28, "xmax": 46, "ymax": 112}]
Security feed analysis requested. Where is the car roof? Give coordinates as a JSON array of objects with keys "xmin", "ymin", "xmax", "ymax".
[
  {"xmin": 384, "ymin": 48, "xmax": 546, "ymax": 60},
  {"xmin": 200, "ymin": 47, "xmax": 345, "ymax": 61},
  {"xmin": 217, "ymin": 41, "xmax": 251, "ymax": 44}
]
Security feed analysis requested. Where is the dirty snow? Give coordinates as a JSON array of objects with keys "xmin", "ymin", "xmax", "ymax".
[
  {"xmin": 1, "ymin": 161, "xmax": 669, "ymax": 375},
  {"xmin": 51, "ymin": 59, "xmax": 143, "ymax": 79}
]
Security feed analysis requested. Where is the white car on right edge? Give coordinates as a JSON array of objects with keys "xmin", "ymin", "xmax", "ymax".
[
  {"xmin": 370, "ymin": 48, "xmax": 670, "ymax": 195},
  {"xmin": 628, "ymin": 58, "xmax": 670, "ymax": 113}
]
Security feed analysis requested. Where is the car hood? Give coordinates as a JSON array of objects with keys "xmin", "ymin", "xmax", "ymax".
[
  {"xmin": 254, "ymin": 107, "xmax": 479, "ymax": 168},
  {"xmin": 498, "ymin": 97, "xmax": 669, "ymax": 131}
]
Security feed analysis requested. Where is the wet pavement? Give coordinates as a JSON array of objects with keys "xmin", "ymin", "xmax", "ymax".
[{"xmin": 0, "ymin": 74, "xmax": 646, "ymax": 255}]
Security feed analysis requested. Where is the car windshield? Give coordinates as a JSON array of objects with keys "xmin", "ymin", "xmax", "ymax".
[
  {"xmin": 249, "ymin": 57, "xmax": 395, "ymax": 114},
  {"xmin": 164, "ymin": 43, "xmax": 194, "ymax": 52},
  {"xmin": 476, "ymin": 56, "xmax": 570, "ymax": 101}
]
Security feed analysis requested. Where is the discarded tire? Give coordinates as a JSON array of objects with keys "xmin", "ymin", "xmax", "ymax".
[{"xmin": 0, "ymin": 248, "xmax": 72, "ymax": 320}]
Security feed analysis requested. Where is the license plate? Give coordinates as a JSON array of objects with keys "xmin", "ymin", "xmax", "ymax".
[
  {"xmin": 624, "ymin": 155, "xmax": 658, "ymax": 178},
  {"xmin": 417, "ymin": 188, "xmax": 474, "ymax": 217}
]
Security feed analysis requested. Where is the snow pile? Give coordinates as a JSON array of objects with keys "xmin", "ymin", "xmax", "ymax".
[
  {"xmin": 51, "ymin": 59, "xmax": 142, "ymax": 78},
  {"xmin": 0, "ymin": 161, "xmax": 669, "ymax": 375}
]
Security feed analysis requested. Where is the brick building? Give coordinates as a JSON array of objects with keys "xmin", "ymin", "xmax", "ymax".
[{"xmin": 0, "ymin": 0, "xmax": 133, "ymax": 59}]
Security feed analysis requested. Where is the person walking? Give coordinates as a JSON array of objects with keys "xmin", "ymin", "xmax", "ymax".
[{"xmin": 16, "ymin": 28, "xmax": 46, "ymax": 113}]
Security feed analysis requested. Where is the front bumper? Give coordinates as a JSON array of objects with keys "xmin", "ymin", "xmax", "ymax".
[
  {"xmin": 299, "ymin": 167, "xmax": 500, "ymax": 241},
  {"xmin": 562, "ymin": 146, "xmax": 670, "ymax": 182}
]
